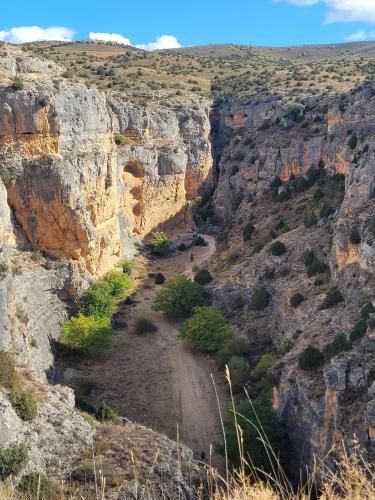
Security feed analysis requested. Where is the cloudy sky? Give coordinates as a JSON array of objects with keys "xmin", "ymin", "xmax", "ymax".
[{"xmin": 1, "ymin": 0, "xmax": 375, "ymax": 48}]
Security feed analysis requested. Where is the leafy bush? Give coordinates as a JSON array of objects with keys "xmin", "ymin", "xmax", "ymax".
[
  {"xmin": 290, "ymin": 293, "xmax": 305, "ymax": 308},
  {"xmin": 0, "ymin": 166, "xmax": 13, "ymax": 185},
  {"xmin": 134, "ymin": 317, "xmax": 157, "ymax": 335},
  {"xmin": 230, "ymin": 191, "xmax": 244, "ymax": 212},
  {"xmin": 10, "ymin": 389, "xmax": 37, "ymax": 422},
  {"xmin": 222, "ymin": 399, "xmax": 287, "ymax": 473},
  {"xmin": 313, "ymin": 187, "xmax": 324, "ymax": 201},
  {"xmin": 62, "ymin": 314, "xmax": 112, "ymax": 354},
  {"xmin": 227, "ymin": 356, "xmax": 248, "ymax": 392},
  {"xmin": 0, "ymin": 443, "xmax": 28, "ymax": 480},
  {"xmin": 0, "ymin": 350, "xmax": 17, "ymax": 388},
  {"xmin": 361, "ymin": 302, "xmax": 374, "ymax": 319},
  {"xmin": 251, "ymin": 287, "xmax": 270, "ymax": 311},
  {"xmin": 19, "ymin": 471, "xmax": 53, "ymax": 499},
  {"xmin": 103, "ymin": 271, "xmax": 132, "ymax": 297},
  {"xmin": 194, "ymin": 269, "xmax": 213, "ymax": 285},
  {"xmin": 301, "ymin": 250, "xmax": 329, "ymax": 277},
  {"xmin": 114, "ymin": 134, "xmax": 126, "ymax": 145},
  {"xmin": 254, "ymin": 353, "xmax": 279, "ymax": 378},
  {"xmin": 149, "ymin": 231, "xmax": 172, "ymax": 256},
  {"xmin": 118, "ymin": 259, "xmax": 134, "ymax": 275},
  {"xmin": 180, "ymin": 306, "xmax": 234, "ymax": 352},
  {"xmin": 298, "ymin": 346, "xmax": 324, "ymax": 370},
  {"xmin": 154, "ymin": 273, "xmax": 166, "ymax": 285},
  {"xmin": 319, "ymin": 287, "xmax": 344, "ymax": 310},
  {"xmin": 349, "ymin": 227, "xmax": 361, "ymax": 244},
  {"xmin": 243, "ymin": 223, "xmax": 255, "ymax": 241},
  {"xmin": 216, "ymin": 337, "xmax": 250, "ymax": 371},
  {"xmin": 323, "ymin": 333, "xmax": 351, "ymax": 360},
  {"xmin": 79, "ymin": 282, "xmax": 115, "ymax": 318},
  {"xmin": 270, "ymin": 241, "xmax": 286, "ymax": 256},
  {"xmin": 153, "ymin": 275, "xmax": 205, "ymax": 318},
  {"xmin": 95, "ymin": 402, "xmax": 116, "ymax": 421},
  {"xmin": 319, "ymin": 201, "xmax": 334, "ymax": 218}
]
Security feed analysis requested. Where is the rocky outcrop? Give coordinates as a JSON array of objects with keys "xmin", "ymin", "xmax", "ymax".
[
  {"xmin": 1, "ymin": 45, "xmax": 212, "ymax": 276},
  {"xmin": 209, "ymin": 82, "xmax": 375, "ymax": 470}
]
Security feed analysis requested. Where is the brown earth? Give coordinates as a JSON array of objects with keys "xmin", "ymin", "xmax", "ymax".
[{"xmin": 60, "ymin": 234, "xmax": 229, "ymax": 469}]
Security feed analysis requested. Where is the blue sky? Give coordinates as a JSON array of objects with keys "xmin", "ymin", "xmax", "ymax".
[{"xmin": 1, "ymin": 1, "xmax": 375, "ymax": 48}]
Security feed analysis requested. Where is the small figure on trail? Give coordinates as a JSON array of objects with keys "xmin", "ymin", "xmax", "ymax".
[
  {"xmin": 200, "ymin": 450, "xmax": 206, "ymax": 461},
  {"xmin": 190, "ymin": 253, "xmax": 194, "ymax": 262}
]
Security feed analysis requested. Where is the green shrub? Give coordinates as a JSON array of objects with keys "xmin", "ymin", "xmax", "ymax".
[
  {"xmin": 11, "ymin": 77, "xmax": 24, "ymax": 91},
  {"xmin": 222, "ymin": 399, "xmax": 287, "ymax": 473},
  {"xmin": 298, "ymin": 346, "xmax": 324, "ymax": 370},
  {"xmin": 319, "ymin": 287, "xmax": 344, "ymax": 310},
  {"xmin": 118, "ymin": 259, "xmax": 134, "ymax": 275},
  {"xmin": 0, "ymin": 350, "xmax": 17, "ymax": 388},
  {"xmin": 349, "ymin": 227, "xmax": 361, "ymax": 244},
  {"xmin": 350, "ymin": 318, "xmax": 368, "ymax": 341},
  {"xmin": 62, "ymin": 314, "xmax": 112, "ymax": 354},
  {"xmin": 319, "ymin": 201, "xmax": 334, "ymax": 218},
  {"xmin": 0, "ymin": 443, "xmax": 28, "ymax": 480},
  {"xmin": 194, "ymin": 269, "xmax": 213, "ymax": 285},
  {"xmin": 251, "ymin": 287, "xmax": 270, "ymax": 311},
  {"xmin": 302, "ymin": 250, "xmax": 329, "ymax": 277},
  {"xmin": 304, "ymin": 211, "xmax": 318, "ymax": 228},
  {"xmin": 313, "ymin": 187, "xmax": 324, "ymax": 201},
  {"xmin": 0, "ymin": 261, "xmax": 7, "ymax": 280},
  {"xmin": 154, "ymin": 273, "xmax": 166, "ymax": 285},
  {"xmin": 227, "ymin": 356, "xmax": 248, "ymax": 392},
  {"xmin": 243, "ymin": 223, "xmax": 255, "ymax": 241},
  {"xmin": 270, "ymin": 241, "xmax": 286, "ymax": 256},
  {"xmin": 230, "ymin": 191, "xmax": 244, "ymax": 212},
  {"xmin": 253, "ymin": 241, "xmax": 265, "ymax": 254},
  {"xmin": 254, "ymin": 353, "xmax": 279, "ymax": 378},
  {"xmin": 149, "ymin": 231, "xmax": 172, "ymax": 256},
  {"xmin": 10, "ymin": 388, "xmax": 37, "ymax": 422},
  {"xmin": 79, "ymin": 282, "xmax": 115, "ymax": 318},
  {"xmin": 216, "ymin": 337, "xmax": 250, "ymax": 371},
  {"xmin": 180, "ymin": 306, "xmax": 234, "ymax": 352},
  {"xmin": 361, "ymin": 302, "xmax": 374, "ymax": 319},
  {"xmin": 0, "ymin": 166, "xmax": 13, "ymax": 185},
  {"xmin": 103, "ymin": 271, "xmax": 132, "ymax": 297},
  {"xmin": 114, "ymin": 134, "xmax": 126, "ymax": 145},
  {"xmin": 19, "ymin": 471, "xmax": 53, "ymax": 500},
  {"xmin": 323, "ymin": 333, "xmax": 351, "ymax": 360},
  {"xmin": 95, "ymin": 402, "xmax": 116, "ymax": 421},
  {"xmin": 290, "ymin": 293, "xmax": 305, "ymax": 308},
  {"xmin": 134, "ymin": 317, "xmax": 157, "ymax": 335},
  {"xmin": 153, "ymin": 275, "xmax": 205, "ymax": 318}
]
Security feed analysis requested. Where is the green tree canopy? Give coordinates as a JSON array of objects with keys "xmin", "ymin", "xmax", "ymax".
[{"xmin": 153, "ymin": 275, "xmax": 205, "ymax": 318}]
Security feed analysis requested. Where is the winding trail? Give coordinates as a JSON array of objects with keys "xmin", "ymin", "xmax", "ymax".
[{"xmin": 61, "ymin": 234, "xmax": 228, "ymax": 468}]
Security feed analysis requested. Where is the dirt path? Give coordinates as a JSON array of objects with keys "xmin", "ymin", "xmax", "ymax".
[{"xmin": 60, "ymin": 234, "xmax": 229, "ymax": 468}]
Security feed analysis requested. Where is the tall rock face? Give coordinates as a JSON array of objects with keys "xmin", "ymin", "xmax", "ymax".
[
  {"xmin": 210, "ymin": 83, "xmax": 375, "ymax": 471},
  {"xmin": 1, "ymin": 46, "xmax": 212, "ymax": 276}
]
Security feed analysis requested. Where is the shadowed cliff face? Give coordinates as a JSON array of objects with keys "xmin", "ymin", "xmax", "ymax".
[
  {"xmin": 0, "ymin": 47, "xmax": 212, "ymax": 275},
  {"xmin": 209, "ymin": 83, "xmax": 375, "ymax": 471}
]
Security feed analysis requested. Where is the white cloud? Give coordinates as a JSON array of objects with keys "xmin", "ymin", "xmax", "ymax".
[
  {"xmin": 278, "ymin": 0, "xmax": 375, "ymax": 23},
  {"xmin": 89, "ymin": 32, "xmax": 131, "ymax": 45},
  {"xmin": 0, "ymin": 26, "xmax": 75, "ymax": 43},
  {"xmin": 344, "ymin": 29, "xmax": 375, "ymax": 41},
  {"xmin": 135, "ymin": 35, "xmax": 181, "ymax": 51}
]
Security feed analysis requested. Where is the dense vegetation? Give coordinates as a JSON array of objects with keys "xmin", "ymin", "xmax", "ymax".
[{"xmin": 153, "ymin": 275, "xmax": 205, "ymax": 317}]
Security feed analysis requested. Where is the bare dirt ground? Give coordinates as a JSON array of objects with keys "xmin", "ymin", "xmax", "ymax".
[{"xmin": 60, "ymin": 234, "xmax": 229, "ymax": 468}]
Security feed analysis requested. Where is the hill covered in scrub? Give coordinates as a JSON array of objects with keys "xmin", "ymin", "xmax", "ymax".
[{"xmin": 0, "ymin": 39, "xmax": 375, "ymax": 498}]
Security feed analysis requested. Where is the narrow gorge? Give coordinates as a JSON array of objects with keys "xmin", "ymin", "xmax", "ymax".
[{"xmin": 1, "ymin": 41, "xmax": 375, "ymax": 498}]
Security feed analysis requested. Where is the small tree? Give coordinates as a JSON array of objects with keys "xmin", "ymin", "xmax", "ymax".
[
  {"xmin": 319, "ymin": 287, "xmax": 344, "ymax": 310},
  {"xmin": 290, "ymin": 293, "xmax": 305, "ymax": 308},
  {"xmin": 251, "ymin": 286, "xmax": 270, "ymax": 311},
  {"xmin": 194, "ymin": 269, "xmax": 213, "ymax": 285},
  {"xmin": 62, "ymin": 315, "xmax": 112, "ymax": 354},
  {"xmin": 103, "ymin": 271, "xmax": 132, "ymax": 297},
  {"xmin": 270, "ymin": 241, "xmax": 286, "ymax": 256},
  {"xmin": 153, "ymin": 275, "xmax": 205, "ymax": 318},
  {"xmin": 95, "ymin": 402, "xmax": 116, "ymax": 421},
  {"xmin": 298, "ymin": 346, "xmax": 324, "ymax": 370},
  {"xmin": 243, "ymin": 223, "xmax": 255, "ymax": 241},
  {"xmin": 149, "ymin": 232, "xmax": 172, "ymax": 256},
  {"xmin": 227, "ymin": 356, "xmax": 248, "ymax": 392},
  {"xmin": 180, "ymin": 306, "xmax": 234, "ymax": 352},
  {"xmin": 79, "ymin": 282, "xmax": 115, "ymax": 318},
  {"xmin": 254, "ymin": 352, "xmax": 279, "ymax": 378},
  {"xmin": 216, "ymin": 337, "xmax": 250, "ymax": 371},
  {"xmin": 19, "ymin": 472, "xmax": 53, "ymax": 500}
]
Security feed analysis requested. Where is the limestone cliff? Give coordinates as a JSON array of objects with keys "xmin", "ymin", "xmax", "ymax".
[
  {"xmin": 1, "ymin": 45, "xmax": 212, "ymax": 276},
  {"xmin": 209, "ymin": 82, "xmax": 375, "ymax": 471}
]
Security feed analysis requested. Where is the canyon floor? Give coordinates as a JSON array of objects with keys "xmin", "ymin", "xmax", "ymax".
[{"xmin": 59, "ymin": 233, "xmax": 228, "ymax": 469}]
